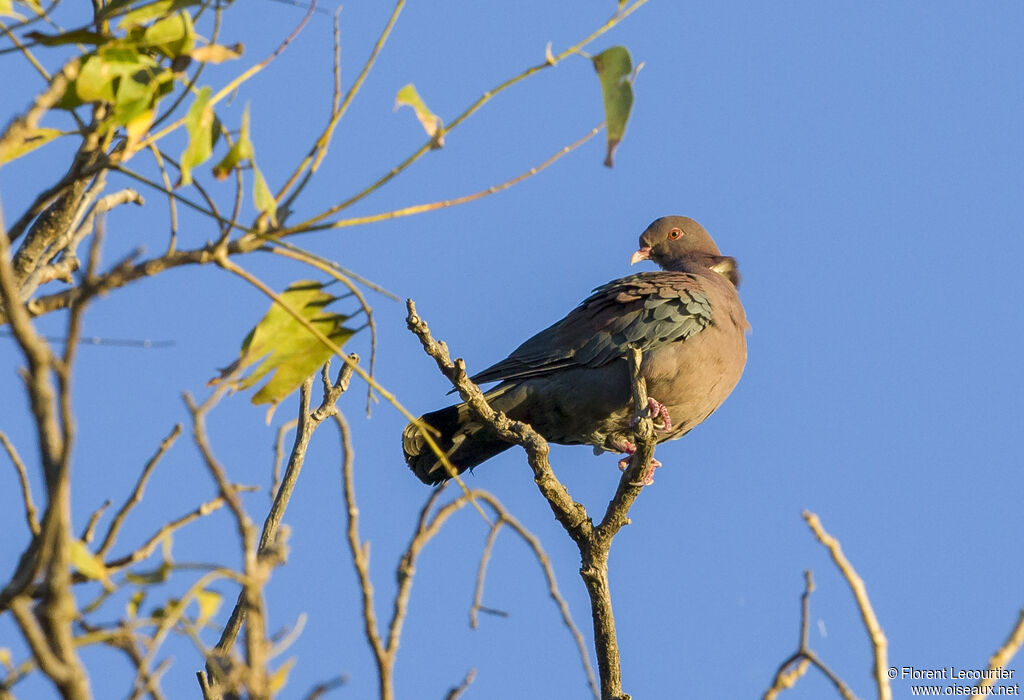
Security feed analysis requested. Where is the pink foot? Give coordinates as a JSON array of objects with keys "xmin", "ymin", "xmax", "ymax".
[
  {"xmin": 612, "ymin": 438, "xmax": 636, "ymax": 471},
  {"xmin": 618, "ymin": 456, "xmax": 663, "ymax": 485},
  {"xmin": 647, "ymin": 397, "xmax": 672, "ymax": 431},
  {"xmin": 630, "ymin": 397, "xmax": 673, "ymax": 432}
]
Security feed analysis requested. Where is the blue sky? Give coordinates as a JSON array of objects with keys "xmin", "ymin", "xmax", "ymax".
[{"xmin": 2, "ymin": 1, "xmax": 1024, "ymax": 698}]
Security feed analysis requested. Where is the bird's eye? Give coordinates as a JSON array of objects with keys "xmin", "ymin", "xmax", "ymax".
[{"xmin": 668, "ymin": 228, "xmax": 682, "ymax": 239}]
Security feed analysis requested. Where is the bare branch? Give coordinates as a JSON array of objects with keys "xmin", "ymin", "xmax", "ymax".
[
  {"xmin": 970, "ymin": 609, "xmax": 1024, "ymax": 700},
  {"xmin": 405, "ymin": 300, "xmax": 660, "ymax": 700},
  {"xmin": 470, "ymin": 520, "xmax": 504, "ymax": 629},
  {"xmin": 79, "ymin": 499, "xmax": 111, "ymax": 543},
  {"xmin": 298, "ymin": 124, "xmax": 603, "ymax": 234},
  {"xmin": 803, "ymin": 511, "xmax": 891, "ymax": 700},
  {"xmin": 763, "ymin": 570, "xmax": 861, "ymax": 700},
  {"xmin": 104, "ymin": 491, "xmax": 253, "ymax": 573},
  {"xmin": 442, "ymin": 668, "xmax": 476, "ymax": 700},
  {"xmin": 0, "ymin": 429, "xmax": 40, "ymax": 535},
  {"xmin": 270, "ymin": 418, "xmax": 298, "ymax": 499},
  {"xmin": 97, "ymin": 423, "xmax": 182, "ymax": 557},
  {"xmin": 213, "ymin": 359, "xmax": 357, "ymax": 662}
]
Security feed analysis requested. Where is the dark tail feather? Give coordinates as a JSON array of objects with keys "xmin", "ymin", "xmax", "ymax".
[{"xmin": 402, "ymin": 403, "xmax": 512, "ymax": 485}]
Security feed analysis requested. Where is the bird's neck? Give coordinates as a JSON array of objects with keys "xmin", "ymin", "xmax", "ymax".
[{"xmin": 665, "ymin": 255, "xmax": 741, "ymax": 289}]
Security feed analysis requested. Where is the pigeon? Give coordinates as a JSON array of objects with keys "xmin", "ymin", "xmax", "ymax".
[{"xmin": 402, "ymin": 216, "xmax": 749, "ymax": 485}]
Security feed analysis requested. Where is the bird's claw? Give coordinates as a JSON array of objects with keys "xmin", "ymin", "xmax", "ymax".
[
  {"xmin": 647, "ymin": 397, "xmax": 672, "ymax": 431},
  {"xmin": 631, "ymin": 397, "xmax": 673, "ymax": 432},
  {"xmin": 618, "ymin": 455, "xmax": 662, "ymax": 485}
]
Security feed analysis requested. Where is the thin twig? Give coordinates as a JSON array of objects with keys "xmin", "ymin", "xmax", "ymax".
[
  {"xmin": 299, "ymin": 124, "xmax": 603, "ymax": 234},
  {"xmin": 79, "ymin": 500, "xmax": 111, "ymax": 544},
  {"xmin": 0, "ymin": 429, "xmax": 40, "ymax": 535},
  {"xmin": 282, "ymin": 0, "xmax": 649, "ymax": 235},
  {"xmin": 270, "ymin": 418, "xmax": 298, "ymax": 499},
  {"xmin": 276, "ymin": 0, "xmax": 405, "ymax": 210},
  {"xmin": 137, "ymin": 0, "xmax": 317, "ymax": 152},
  {"xmin": 442, "ymin": 669, "xmax": 476, "ymax": 700},
  {"xmin": 970, "ymin": 609, "xmax": 1024, "ymax": 699},
  {"xmin": 97, "ymin": 424, "xmax": 182, "ymax": 557},
  {"xmin": 103, "ymin": 491, "xmax": 255, "ymax": 573},
  {"xmin": 803, "ymin": 511, "xmax": 890, "ymax": 700}
]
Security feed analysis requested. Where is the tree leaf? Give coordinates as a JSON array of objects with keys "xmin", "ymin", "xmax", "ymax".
[
  {"xmin": 194, "ymin": 589, "xmax": 222, "ymax": 628},
  {"xmin": 178, "ymin": 86, "xmax": 214, "ymax": 187},
  {"xmin": 115, "ymin": 0, "xmax": 199, "ymax": 28},
  {"xmin": 75, "ymin": 54, "xmax": 118, "ymax": 103},
  {"xmin": 25, "ymin": 28, "xmax": 110, "ymax": 46},
  {"xmin": 251, "ymin": 161, "xmax": 277, "ymax": 225},
  {"xmin": 70, "ymin": 540, "xmax": 112, "ymax": 587},
  {"xmin": 0, "ymin": 126, "xmax": 61, "ymax": 165},
  {"xmin": 1, "ymin": 0, "xmax": 25, "ymax": 20},
  {"xmin": 0, "ymin": 647, "xmax": 11, "ymax": 671},
  {"xmin": 394, "ymin": 83, "xmax": 444, "ymax": 147},
  {"xmin": 269, "ymin": 658, "xmax": 297, "ymax": 694},
  {"xmin": 592, "ymin": 46, "xmax": 634, "ymax": 167},
  {"xmin": 138, "ymin": 10, "xmax": 195, "ymax": 57},
  {"xmin": 124, "ymin": 107, "xmax": 156, "ymax": 155},
  {"xmin": 126, "ymin": 590, "xmax": 146, "ymax": 618},
  {"xmin": 212, "ymin": 102, "xmax": 253, "ymax": 179},
  {"xmin": 190, "ymin": 42, "xmax": 243, "ymax": 64},
  {"xmin": 217, "ymin": 281, "xmax": 356, "ymax": 409}
]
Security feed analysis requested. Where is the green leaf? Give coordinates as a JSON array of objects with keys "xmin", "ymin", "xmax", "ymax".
[
  {"xmin": 592, "ymin": 46, "xmax": 635, "ymax": 167},
  {"xmin": 76, "ymin": 54, "xmax": 118, "ymax": 103},
  {"xmin": 25, "ymin": 28, "xmax": 110, "ymax": 46},
  {"xmin": 194, "ymin": 589, "xmax": 222, "ymax": 628},
  {"xmin": 70, "ymin": 540, "xmax": 112, "ymax": 587},
  {"xmin": 217, "ymin": 281, "xmax": 356, "ymax": 409},
  {"xmin": 212, "ymin": 103, "xmax": 254, "ymax": 179},
  {"xmin": 139, "ymin": 11, "xmax": 195, "ymax": 57},
  {"xmin": 115, "ymin": 0, "xmax": 199, "ymax": 28},
  {"xmin": 394, "ymin": 83, "xmax": 444, "ymax": 147},
  {"xmin": 0, "ymin": 127, "xmax": 61, "ymax": 165},
  {"xmin": 251, "ymin": 162, "xmax": 277, "ymax": 225},
  {"xmin": 178, "ymin": 86, "xmax": 214, "ymax": 186}
]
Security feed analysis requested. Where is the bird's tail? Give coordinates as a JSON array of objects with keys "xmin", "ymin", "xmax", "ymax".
[{"xmin": 402, "ymin": 403, "xmax": 512, "ymax": 485}]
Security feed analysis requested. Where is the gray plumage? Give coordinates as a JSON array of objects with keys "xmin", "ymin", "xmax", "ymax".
[{"xmin": 402, "ymin": 216, "xmax": 749, "ymax": 485}]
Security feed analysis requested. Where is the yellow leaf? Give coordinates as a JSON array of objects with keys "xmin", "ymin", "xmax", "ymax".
[
  {"xmin": 394, "ymin": 83, "xmax": 444, "ymax": 147},
  {"xmin": 0, "ymin": 126, "xmax": 61, "ymax": 165},
  {"xmin": 70, "ymin": 540, "xmax": 112, "ymax": 587},
  {"xmin": 269, "ymin": 658, "xmax": 296, "ymax": 695},
  {"xmin": 194, "ymin": 589, "xmax": 222, "ymax": 628},
  {"xmin": 0, "ymin": 0, "xmax": 25, "ymax": 20},
  {"xmin": 0, "ymin": 647, "xmax": 12, "ymax": 671},
  {"xmin": 190, "ymin": 43, "xmax": 243, "ymax": 63},
  {"xmin": 126, "ymin": 590, "xmax": 146, "ymax": 618},
  {"xmin": 124, "ymin": 107, "xmax": 155, "ymax": 156}
]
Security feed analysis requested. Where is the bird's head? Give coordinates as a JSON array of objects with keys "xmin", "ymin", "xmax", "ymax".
[{"xmin": 631, "ymin": 216, "xmax": 741, "ymax": 287}]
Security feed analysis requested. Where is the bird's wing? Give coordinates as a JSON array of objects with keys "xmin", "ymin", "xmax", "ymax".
[{"xmin": 469, "ymin": 271, "xmax": 713, "ymax": 384}]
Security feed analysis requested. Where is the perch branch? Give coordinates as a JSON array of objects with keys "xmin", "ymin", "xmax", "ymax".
[{"xmin": 405, "ymin": 300, "xmax": 659, "ymax": 700}]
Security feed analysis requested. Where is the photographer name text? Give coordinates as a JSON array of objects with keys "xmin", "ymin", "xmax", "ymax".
[{"xmin": 898, "ymin": 667, "xmax": 1015, "ymax": 681}]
